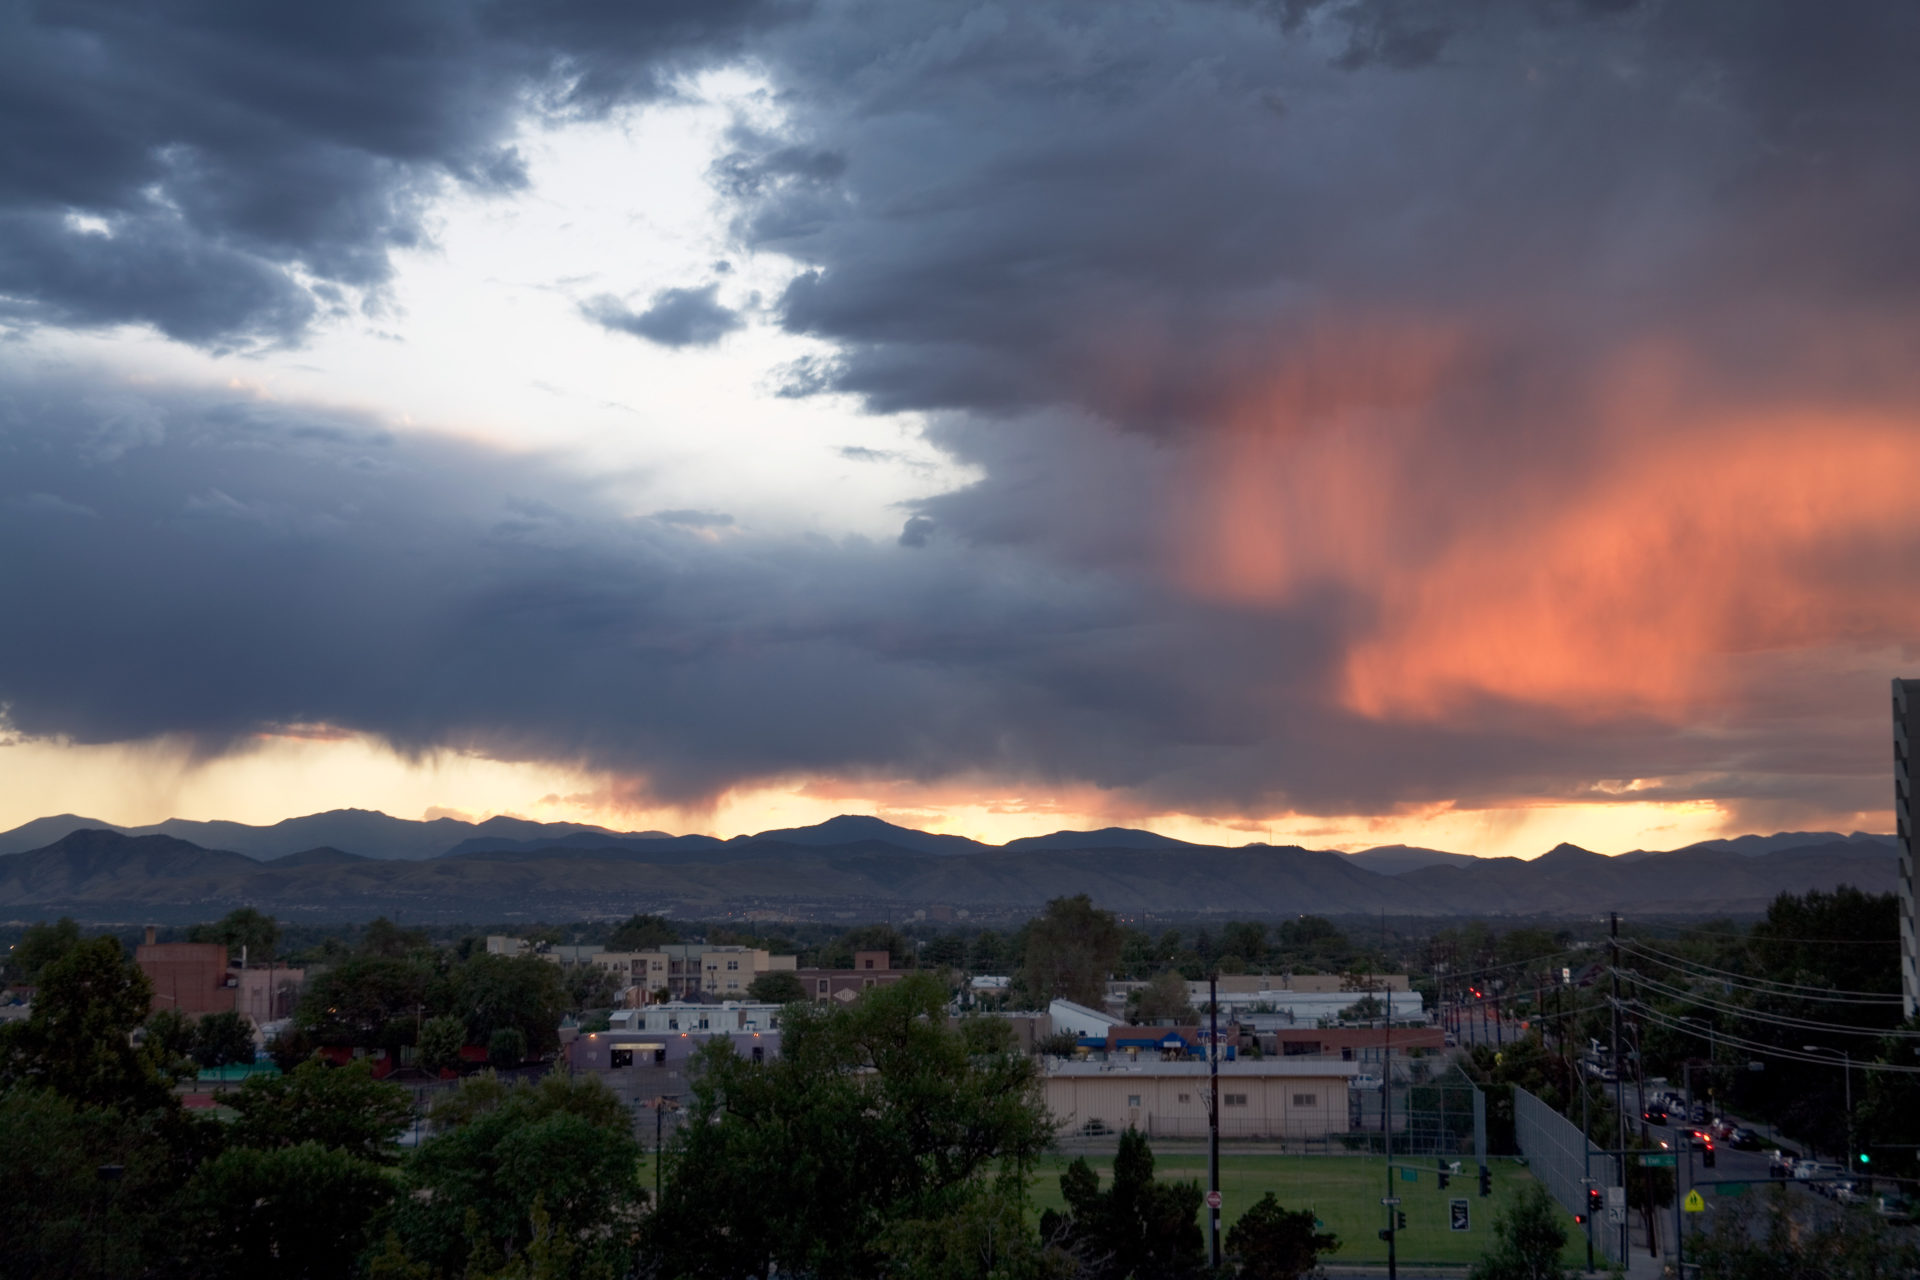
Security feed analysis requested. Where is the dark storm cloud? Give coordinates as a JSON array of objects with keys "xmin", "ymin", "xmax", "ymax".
[
  {"xmin": 0, "ymin": 0, "xmax": 794, "ymax": 347},
  {"xmin": 581, "ymin": 285, "xmax": 745, "ymax": 347},
  {"xmin": 730, "ymin": 0, "xmax": 1920, "ymax": 428},
  {"xmin": 3, "ymin": 365, "xmax": 1770, "ymax": 816},
  {"xmin": 4, "ymin": 0, "xmax": 1917, "ymax": 829}
]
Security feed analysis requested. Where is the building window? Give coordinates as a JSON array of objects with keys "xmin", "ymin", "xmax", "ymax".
[
  {"xmin": 1292, "ymin": 1093, "xmax": 1318, "ymax": 1107},
  {"xmin": 1127, "ymin": 1095, "xmax": 1141, "ymax": 1107},
  {"xmin": 818, "ymin": 979, "xmax": 829, "ymax": 993},
  {"xmin": 727, "ymin": 960, "xmax": 739, "ymax": 970},
  {"xmin": 1224, "ymin": 1094, "xmax": 1248, "ymax": 1107},
  {"xmin": 1178, "ymin": 1093, "xmax": 1191, "ymax": 1104}
]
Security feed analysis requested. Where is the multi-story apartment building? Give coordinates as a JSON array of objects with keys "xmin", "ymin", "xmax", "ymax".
[{"xmin": 595, "ymin": 944, "xmax": 797, "ymax": 1000}]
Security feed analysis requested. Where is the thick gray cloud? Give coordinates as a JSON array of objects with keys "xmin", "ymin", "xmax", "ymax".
[
  {"xmin": 727, "ymin": 0, "xmax": 1920, "ymax": 428},
  {"xmin": 582, "ymin": 285, "xmax": 745, "ymax": 347},
  {"xmin": 1, "ymin": 0, "xmax": 1915, "ymax": 830},
  {"xmin": 0, "ymin": 0, "xmax": 793, "ymax": 347},
  {"xmin": 0, "ymin": 367, "xmax": 1889, "ymax": 822}
]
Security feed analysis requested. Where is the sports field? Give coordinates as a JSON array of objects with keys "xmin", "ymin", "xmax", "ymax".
[{"xmin": 1030, "ymin": 1153, "xmax": 1592, "ymax": 1266}]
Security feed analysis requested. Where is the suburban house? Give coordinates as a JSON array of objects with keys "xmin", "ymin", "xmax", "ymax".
[
  {"xmin": 792, "ymin": 950, "xmax": 907, "ymax": 1003},
  {"xmin": 1043, "ymin": 1057, "xmax": 1358, "ymax": 1140}
]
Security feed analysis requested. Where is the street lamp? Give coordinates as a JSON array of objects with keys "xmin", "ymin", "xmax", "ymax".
[{"xmin": 1801, "ymin": 1045, "xmax": 1853, "ymax": 1169}]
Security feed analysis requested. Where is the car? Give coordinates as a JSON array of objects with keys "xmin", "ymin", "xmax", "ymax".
[
  {"xmin": 1728, "ymin": 1127, "xmax": 1763, "ymax": 1151},
  {"xmin": 1832, "ymin": 1182, "xmax": 1864, "ymax": 1205},
  {"xmin": 1794, "ymin": 1160, "xmax": 1844, "ymax": 1184},
  {"xmin": 1642, "ymin": 1105, "xmax": 1670, "ymax": 1125},
  {"xmin": 1876, "ymin": 1195, "xmax": 1914, "ymax": 1225},
  {"xmin": 1351, "ymin": 1073, "xmax": 1383, "ymax": 1091}
]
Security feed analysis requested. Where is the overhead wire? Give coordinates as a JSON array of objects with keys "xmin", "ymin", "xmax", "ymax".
[
  {"xmin": 1618, "ymin": 939, "xmax": 1905, "ymax": 1004},
  {"xmin": 1620, "ymin": 999, "xmax": 1920, "ymax": 1075},
  {"xmin": 1611, "ymin": 967, "xmax": 1920, "ymax": 1040}
]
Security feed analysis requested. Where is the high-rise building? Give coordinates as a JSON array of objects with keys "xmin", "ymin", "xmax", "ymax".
[{"xmin": 1895, "ymin": 679, "xmax": 1919, "ymax": 1018}]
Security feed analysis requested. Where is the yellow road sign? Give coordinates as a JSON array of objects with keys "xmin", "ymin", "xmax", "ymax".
[{"xmin": 1683, "ymin": 1190, "xmax": 1707, "ymax": 1214}]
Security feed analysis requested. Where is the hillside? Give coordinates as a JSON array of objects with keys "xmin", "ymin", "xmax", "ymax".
[{"xmin": 0, "ymin": 821, "xmax": 1896, "ymax": 924}]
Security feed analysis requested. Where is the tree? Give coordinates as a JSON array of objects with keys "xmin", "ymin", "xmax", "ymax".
[
  {"xmin": 882, "ymin": 1186, "xmax": 1063, "ymax": 1280},
  {"xmin": 921, "ymin": 933, "xmax": 968, "ymax": 970},
  {"xmin": 418, "ymin": 1014, "xmax": 468, "ymax": 1074},
  {"xmin": 173, "ymin": 1141, "xmax": 396, "ymax": 1278},
  {"xmin": 0, "ymin": 1085, "xmax": 180, "ymax": 1278},
  {"xmin": 818, "ymin": 923, "xmax": 913, "ymax": 969},
  {"xmin": 0, "ymin": 935, "xmax": 171, "ymax": 1111},
  {"xmin": 1022, "ymin": 895, "xmax": 1123, "ymax": 1008},
  {"xmin": 295, "ymin": 955, "xmax": 432, "ymax": 1047},
  {"xmin": 649, "ymin": 973, "xmax": 1053, "ymax": 1280},
  {"xmin": 142, "ymin": 1006, "xmax": 200, "ymax": 1081},
  {"xmin": 1042, "ymin": 1129, "xmax": 1204, "ymax": 1280},
  {"xmin": 1226, "ymin": 1193, "xmax": 1339, "ymax": 1280},
  {"xmin": 387, "ymin": 1072, "xmax": 643, "ymax": 1277},
  {"xmin": 454, "ymin": 954, "xmax": 569, "ymax": 1057},
  {"xmin": 227, "ymin": 1057, "xmax": 414, "ymax": 1162},
  {"xmin": 188, "ymin": 907, "xmax": 281, "ymax": 964},
  {"xmin": 1220, "ymin": 922, "xmax": 1270, "ymax": 968},
  {"xmin": 5, "ymin": 917, "xmax": 82, "ymax": 982},
  {"xmin": 607, "ymin": 912, "xmax": 679, "ymax": 951},
  {"xmin": 192, "ymin": 1010, "xmax": 257, "ymax": 1068},
  {"xmin": 489, "ymin": 1026, "xmax": 528, "ymax": 1068},
  {"xmin": 360, "ymin": 916, "xmax": 431, "ymax": 958},
  {"xmin": 746, "ymin": 970, "xmax": 807, "ymax": 1003},
  {"xmin": 1465, "ymin": 1181, "xmax": 1567, "ymax": 1280},
  {"xmin": 1687, "ymin": 1183, "xmax": 1920, "ymax": 1280},
  {"xmin": 1129, "ymin": 970, "xmax": 1194, "ymax": 1024}
]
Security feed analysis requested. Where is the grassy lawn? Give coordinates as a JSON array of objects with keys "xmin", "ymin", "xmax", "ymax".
[{"xmin": 1030, "ymin": 1153, "xmax": 1590, "ymax": 1267}]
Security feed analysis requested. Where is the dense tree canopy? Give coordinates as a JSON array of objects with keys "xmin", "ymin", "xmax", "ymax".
[
  {"xmin": 650, "ymin": 973, "xmax": 1053, "ymax": 1280},
  {"xmin": 1022, "ymin": 895, "xmax": 1123, "ymax": 1008},
  {"xmin": 1042, "ymin": 1129, "xmax": 1205, "ymax": 1280}
]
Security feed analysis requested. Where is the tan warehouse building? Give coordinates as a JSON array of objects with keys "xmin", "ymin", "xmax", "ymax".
[{"xmin": 1045, "ymin": 1058, "xmax": 1357, "ymax": 1141}]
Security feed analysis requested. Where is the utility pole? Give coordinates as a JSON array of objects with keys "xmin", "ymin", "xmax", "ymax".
[
  {"xmin": 1610, "ymin": 912, "xmax": 1628, "ymax": 1262},
  {"xmin": 1581, "ymin": 1065, "xmax": 1595, "ymax": 1273},
  {"xmin": 1209, "ymin": 972, "xmax": 1221, "ymax": 1271},
  {"xmin": 1385, "ymin": 974, "xmax": 1397, "ymax": 1280}
]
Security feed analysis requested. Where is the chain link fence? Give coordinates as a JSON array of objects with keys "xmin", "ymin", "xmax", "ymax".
[{"xmin": 1513, "ymin": 1085, "xmax": 1622, "ymax": 1264}]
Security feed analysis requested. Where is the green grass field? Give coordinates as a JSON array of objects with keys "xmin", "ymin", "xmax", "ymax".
[{"xmin": 1030, "ymin": 1153, "xmax": 1590, "ymax": 1266}]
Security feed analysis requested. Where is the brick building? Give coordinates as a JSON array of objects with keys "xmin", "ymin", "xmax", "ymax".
[{"xmin": 792, "ymin": 950, "xmax": 907, "ymax": 1003}]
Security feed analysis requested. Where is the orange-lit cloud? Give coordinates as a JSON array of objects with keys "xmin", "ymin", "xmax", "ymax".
[{"xmin": 1177, "ymin": 332, "xmax": 1920, "ymax": 726}]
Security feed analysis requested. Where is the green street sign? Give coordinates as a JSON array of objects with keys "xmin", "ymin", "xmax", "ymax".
[
  {"xmin": 1717, "ymin": 1182, "xmax": 1747, "ymax": 1198},
  {"xmin": 1642, "ymin": 1154, "xmax": 1677, "ymax": 1168},
  {"xmin": 1402, "ymin": 1167, "xmax": 1419, "ymax": 1182}
]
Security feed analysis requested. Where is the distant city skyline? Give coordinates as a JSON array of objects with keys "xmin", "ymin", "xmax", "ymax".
[{"xmin": 2, "ymin": 5, "xmax": 1915, "ymax": 861}]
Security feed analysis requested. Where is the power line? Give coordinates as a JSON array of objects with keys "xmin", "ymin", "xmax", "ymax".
[
  {"xmin": 1622, "ymin": 1001, "xmax": 1920, "ymax": 1075},
  {"xmin": 1612, "ymin": 968, "xmax": 1920, "ymax": 1040},
  {"xmin": 1619, "ymin": 940, "xmax": 1905, "ymax": 1004}
]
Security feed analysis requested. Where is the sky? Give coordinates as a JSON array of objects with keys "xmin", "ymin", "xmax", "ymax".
[{"xmin": 1, "ymin": 1, "xmax": 1916, "ymax": 857}]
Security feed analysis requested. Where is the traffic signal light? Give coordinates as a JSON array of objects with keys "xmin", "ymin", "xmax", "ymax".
[
  {"xmin": 1438, "ymin": 1159, "xmax": 1451, "ymax": 1190},
  {"xmin": 1397, "ymin": 1212, "xmax": 1407, "ymax": 1230},
  {"xmin": 1860, "ymin": 1152, "xmax": 1872, "ymax": 1165},
  {"xmin": 1587, "ymin": 1187, "xmax": 1602, "ymax": 1218},
  {"xmin": 1702, "ymin": 1143, "xmax": 1715, "ymax": 1168},
  {"xmin": 1479, "ymin": 1166, "xmax": 1492, "ymax": 1197}
]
